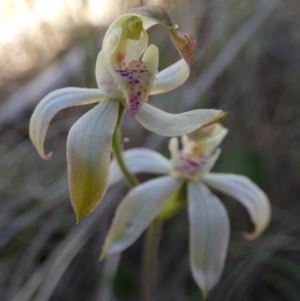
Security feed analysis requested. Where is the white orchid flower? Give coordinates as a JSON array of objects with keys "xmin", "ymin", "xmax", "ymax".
[
  {"xmin": 102, "ymin": 123, "xmax": 271, "ymax": 297},
  {"xmin": 29, "ymin": 6, "xmax": 226, "ymax": 221}
]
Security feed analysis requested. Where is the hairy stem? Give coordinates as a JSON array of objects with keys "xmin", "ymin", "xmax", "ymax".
[{"xmin": 112, "ymin": 104, "xmax": 139, "ymax": 187}]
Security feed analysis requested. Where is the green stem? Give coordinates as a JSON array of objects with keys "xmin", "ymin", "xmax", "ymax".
[
  {"xmin": 142, "ymin": 219, "xmax": 163, "ymax": 301},
  {"xmin": 112, "ymin": 104, "xmax": 139, "ymax": 187},
  {"xmin": 111, "ymin": 103, "xmax": 162, "ymax": 301}
]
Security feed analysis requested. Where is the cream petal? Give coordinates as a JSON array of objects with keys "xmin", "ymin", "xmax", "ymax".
[
  {"xmin": 102, "ymin": 176, "xmax": 183, "ymax": 257},
  {"xmin": 29, "ymin": 87, "xmax": 105, "ymax": 159},
  {"xmin": 136, "ymin": 103, "xmax": 226, "ymax": 137},
  {"xmin": 188, "ymin": 181, "xmax": 230, "ymax": 297},
  {"xmin": 95, "ymin": 50, "xmax": 123, "ymax": 99},
  {"xmin": 203, "ymin": 173, "xmax": 271, "ymax": 239},
  {"xmin": 108, "ymin": 148, "xmax": 171, "ymax": 187},
  {"xmin": 151, "ymin": 59, "xmax": 189, "ymax": 95},
  {"xmin": 67, "ymin": 100, "xmax": 119, "ymax": 221}
]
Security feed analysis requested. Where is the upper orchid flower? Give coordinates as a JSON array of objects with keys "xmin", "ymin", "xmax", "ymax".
[
  {"xmin": 29, "ymin": 6, "xmax": 226, "ymax": 221},
  {"xmin": 102, "ymin": 123, "xmax": 271, "ymax": 297},
  {"xmin": 98, "ymin": 5, "xmax": 196, "ymax": 118}
]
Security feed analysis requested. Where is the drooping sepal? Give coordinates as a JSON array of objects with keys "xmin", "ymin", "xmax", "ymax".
[
  {"xmin": 29, "ymin": 88, "xmax": 106, "ymax": 160},
  {"xmin": 188, "ymin": 182, "xmax": 230, "ymax": 297},
  {"xmin": 204, "ymin": 173, "xmax": 271, "ymax": 239},
  {"xmin": 67, "ymin": 100, "xmax": 119, "ymax": 221},
  {"xmin": 101, "ymin": 176, "xmax": 183, "ymax": 258},
  {"xmin": 136, "ymin": 104, "xmax": 227, "ymax": 137}
]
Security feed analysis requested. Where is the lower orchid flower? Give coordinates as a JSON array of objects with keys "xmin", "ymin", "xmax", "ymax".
[
  {"xmin": 29, "ymin": 5, "xmax": 226, "ymax": 221},
  {"xmin": 102, "ymin": 123, "xmax": 271, "ymax": 297}
]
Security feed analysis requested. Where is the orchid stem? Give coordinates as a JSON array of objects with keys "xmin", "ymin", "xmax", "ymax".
[
  {"xmin": 142, "ymin": 218, "xmax": 163, "ymax": 301},
  {"xmin": 112, "ymin": 103, "xmax": 139, "ymax": 188},
  {"xmin": 112, "ymin": 102, "xmax": 162, "ymax": 301}
]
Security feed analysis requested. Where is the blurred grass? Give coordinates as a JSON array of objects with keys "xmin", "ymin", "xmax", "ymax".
[{"xmin": 1, "ymin": 0, "xmax": 300, "ymax": 300}]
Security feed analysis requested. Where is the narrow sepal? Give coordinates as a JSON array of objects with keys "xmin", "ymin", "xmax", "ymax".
[
  {"xmin": 204, "ymin": 173, "xmax": 271, "ymax": 239},
  {"xmin": 67, "ymin": 100, "xmax": 119, "ymax": 221},
  {"xmin": 29, "ymin": 88, "xmax": 105, "ymax": 159},
  {"xmin": 188, "ymin": 182, "xmax": 230, "ymax": 296},
  {"xmin": 136, "ymin": 103, "xmax": 227, "ymax": 137},
  {"xmin": 102, "ymin": 176, "xmax": 183, "ymax": 257}
]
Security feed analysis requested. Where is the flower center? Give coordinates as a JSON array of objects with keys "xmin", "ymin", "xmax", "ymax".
[{"xmin": 171, "ymin": 151, "xmax": 208, "ymax": 181}]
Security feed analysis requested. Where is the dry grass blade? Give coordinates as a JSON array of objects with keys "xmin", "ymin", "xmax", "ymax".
[
  {"xmin": 183, "ymin": 0, "xmax": 281, "ymax": 108},
  {"xmin": 0, "ymin": 175, "xmax": 68, "ymax": 249},
  {"xmin": 10, "ymin": 187, "xmax": 123, "ymax": 301},
  {"xmin": 5, "ymin": 213, "xmax": 61, "ymax": 300},
  {"xmin": 0, "ymin": 47, "xmax": 85, "ymax": 125},
  {"xmin": 210, "ymin": 234, "xmax": 298, "ymax": 301},
  {"xmin": 94, "ymin": 254, "xmax": 121, "ymax": 301}
]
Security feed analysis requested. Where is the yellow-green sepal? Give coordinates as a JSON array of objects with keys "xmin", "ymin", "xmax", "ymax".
[{"xmin": 67, "ymin": 100, "xmax": 119, "ymax": 221}]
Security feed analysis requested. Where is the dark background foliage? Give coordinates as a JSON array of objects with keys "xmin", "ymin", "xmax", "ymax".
[{"xmin": 1, "ymin": 0, "xmax": 300, "ymax": 300}]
